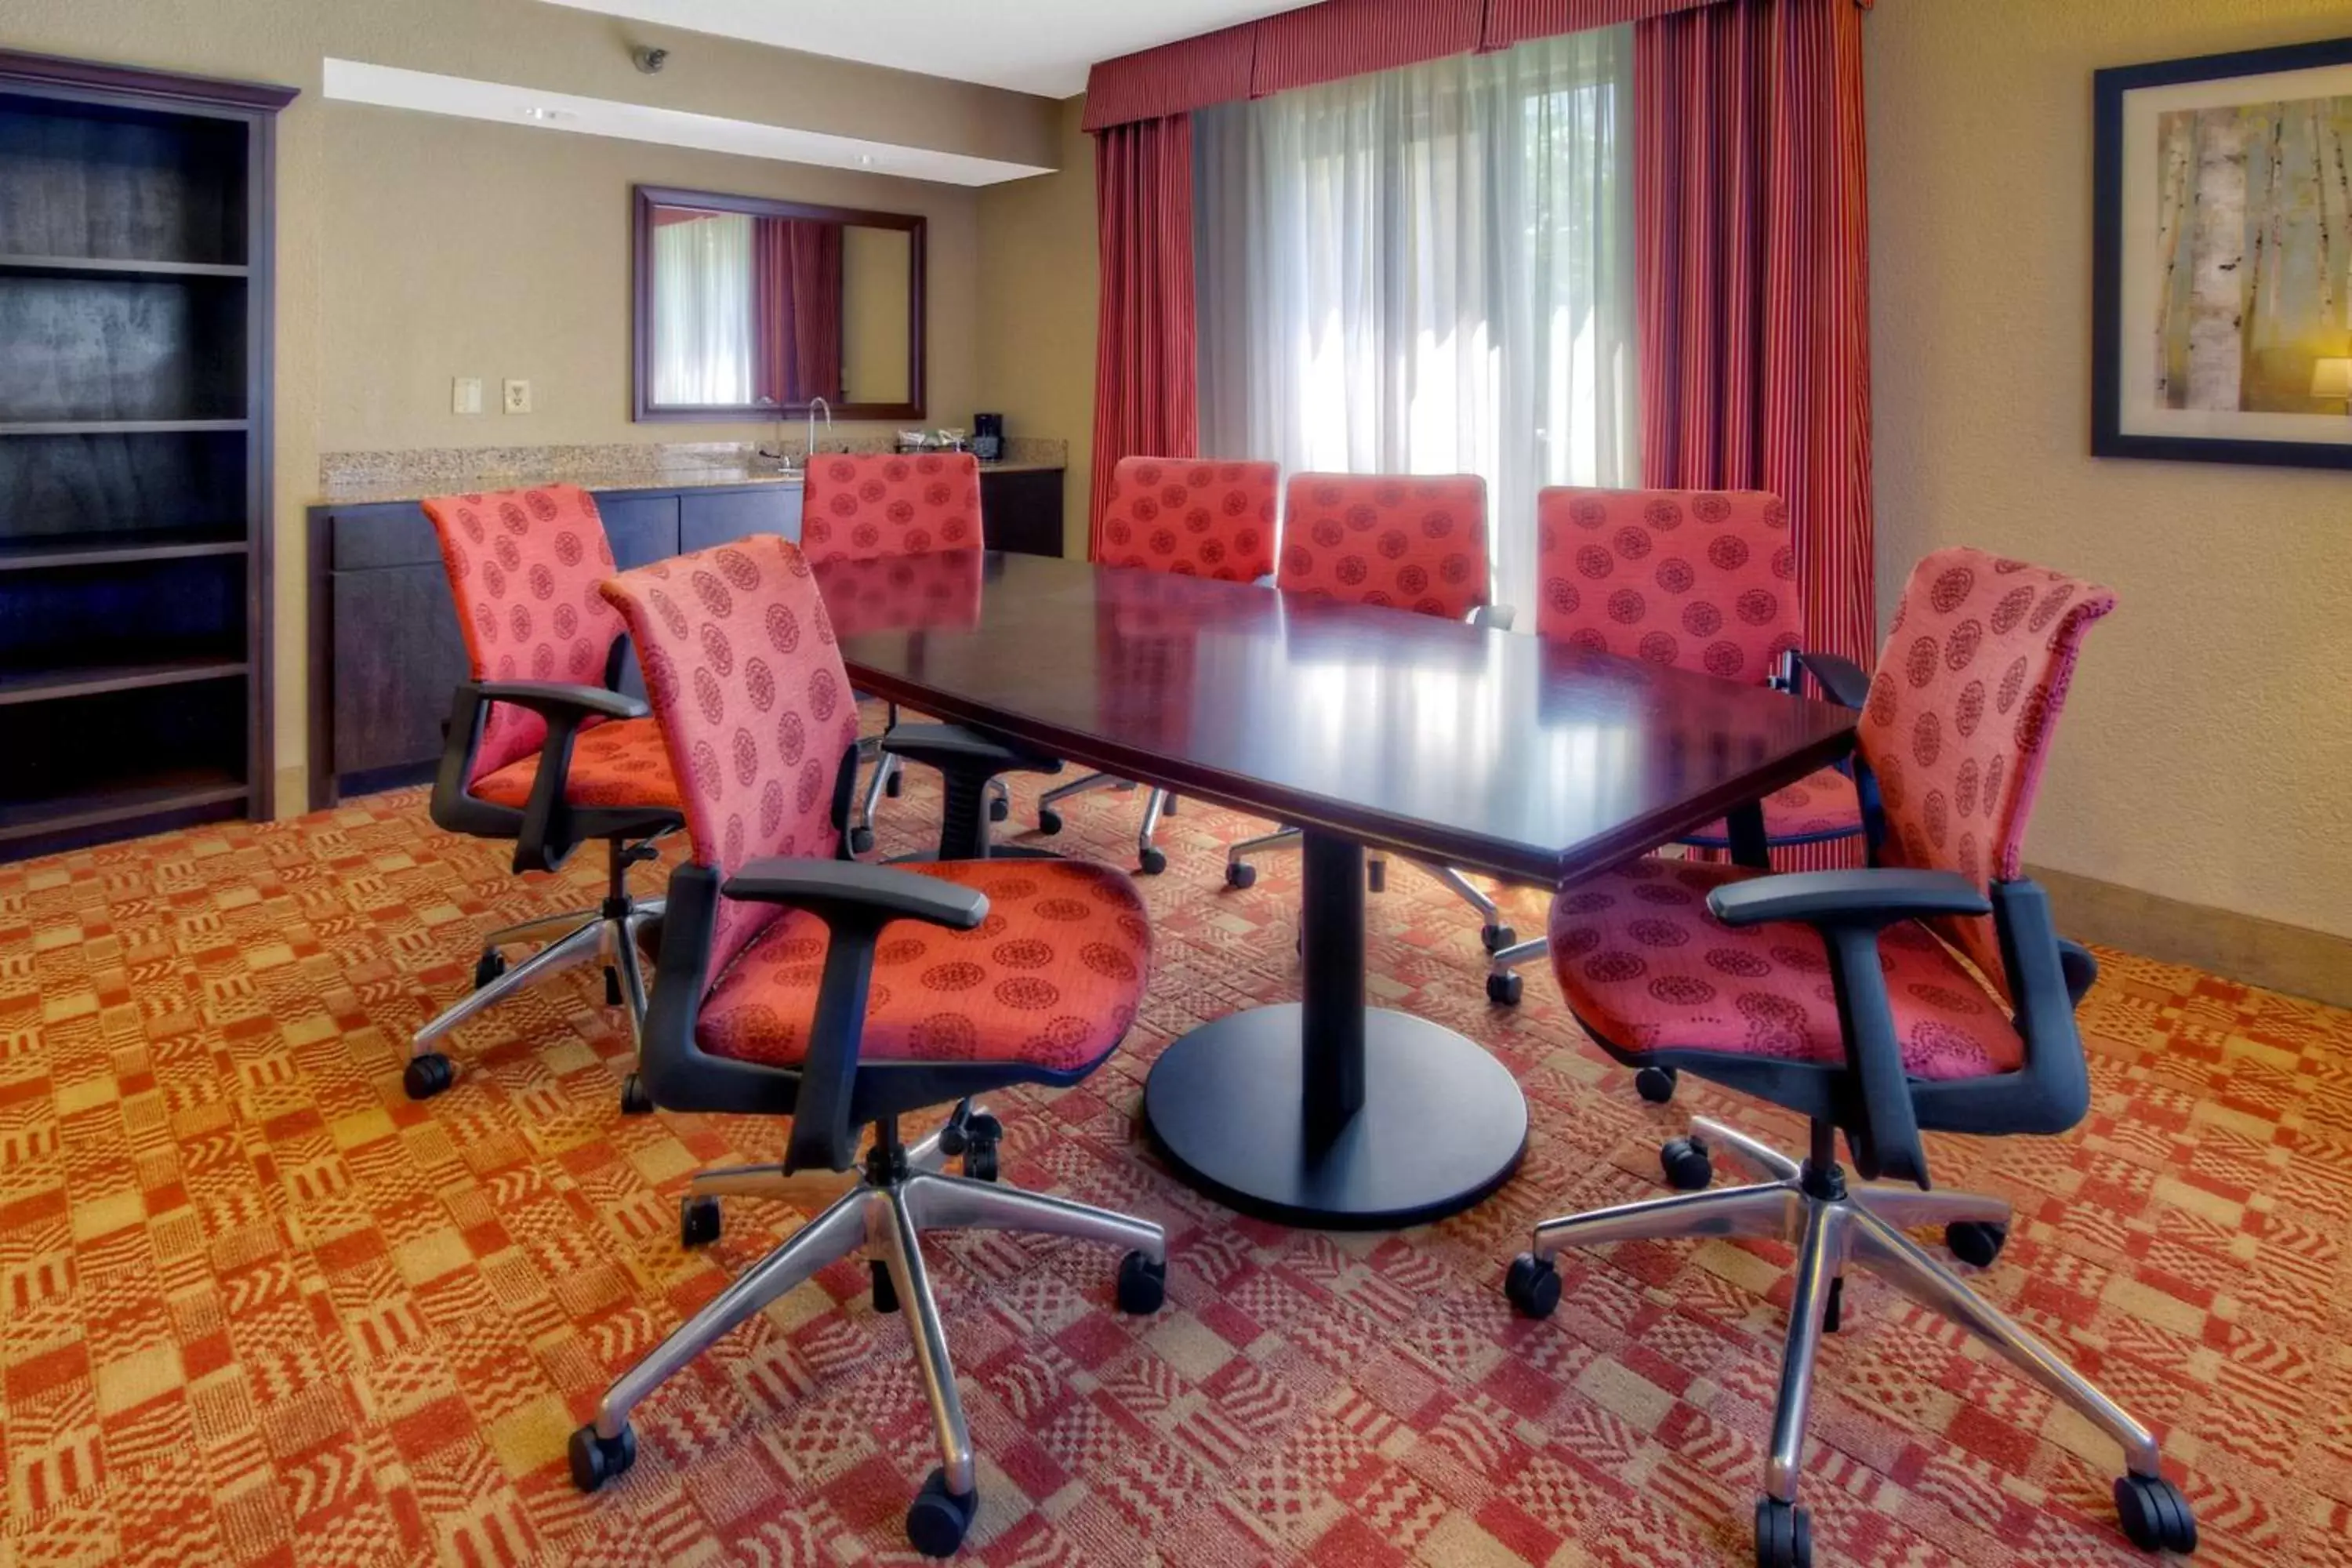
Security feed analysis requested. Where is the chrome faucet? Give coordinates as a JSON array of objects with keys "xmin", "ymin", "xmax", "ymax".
[{"xmin": 805, "ymin": 396, "xmax": 833, "ymax": 467}]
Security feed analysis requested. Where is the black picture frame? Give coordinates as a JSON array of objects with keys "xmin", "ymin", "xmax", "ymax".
[{"xmin": 2092, "ymin": 34, "xmax": 2352, "ymax": 470}]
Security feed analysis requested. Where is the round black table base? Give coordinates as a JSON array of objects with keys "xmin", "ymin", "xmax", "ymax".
[{"xmin": 1142, "ymin": 1004, "xmax": 1529, "ymax": 1229}]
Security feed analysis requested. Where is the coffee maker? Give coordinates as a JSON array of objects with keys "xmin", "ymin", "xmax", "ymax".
[{"xmin": 972, "ymin": 412, "xmax": 1004, "ymax": 463}]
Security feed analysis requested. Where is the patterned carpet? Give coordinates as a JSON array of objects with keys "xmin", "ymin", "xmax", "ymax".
[{"xmin": 2, "ymin": 711, "xmax": 2345, "ymax": 1566}]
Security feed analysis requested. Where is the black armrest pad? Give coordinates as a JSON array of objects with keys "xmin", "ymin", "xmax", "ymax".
[
  {"xmin": 470, "ymin": 680, "xmax": 649, "ymax": 721},
  {"xmin": 725, "ymin": 857, "xmax": 989, "ymax": 930},
  {"xmin": 1794, "ymin": 652, "xmax": 1872, "ymax": 710},
  {"xmin": 1708, "ymin": 869, "xmax": 1990, "ymax": 928},
  {"xmin": 881, "ymin": 721, "xmax": 1059, "ymax": 775}
]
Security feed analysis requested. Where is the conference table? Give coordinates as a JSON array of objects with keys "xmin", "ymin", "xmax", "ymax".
[{"xmin": 816, "ymin": 550, "xmax": 1860, "ymax": 1230}]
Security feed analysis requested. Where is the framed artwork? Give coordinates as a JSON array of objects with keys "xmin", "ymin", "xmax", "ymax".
[{"xmin": 2094, "ymin": 35, "xmax": 2352, "ymax": 469}]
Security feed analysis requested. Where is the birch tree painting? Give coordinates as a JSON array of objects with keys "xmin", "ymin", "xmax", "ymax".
[{"xmin": 2155, "ymin": 93, "xmax": 2352, "ymax": 412}]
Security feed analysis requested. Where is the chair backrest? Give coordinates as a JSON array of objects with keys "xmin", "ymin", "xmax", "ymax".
[
  {"xmin": 1861, "ymin": 546, "xmax": 2116, "ymax": 991},
  {"xmin": 600, "ymin": 536, "xmax": 862, "ymax": 974},
  {"xmin": 422, "ymin": 484, "xmax": 623, "ymax": 783},
  {"xmin": 1098, "ymin": 457, "xmax": 1279, "ymax": 583},
  {"xmin": 1277, "ymin": 473, "xmax": 1490, "ymax": 620},
  {"xmin": 1534, "ymin": 487, "xmax": 1798, "ymax": 684},
  {"xmin": 800, "ymin": 452, "xmax": 983, "ymax": 564}
]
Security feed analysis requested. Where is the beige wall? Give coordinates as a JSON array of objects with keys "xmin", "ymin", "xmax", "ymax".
[
  {"xmin": 0, "ymin": 0, "xmax": 1058, "ymax": 806},
  {"xmin": 978, "ymin": 96, "xmax": 1098, "ymax": 556},
  {"xmin": 1867, "ymin": 0, "xmax": 2352, "ymax": 941}
]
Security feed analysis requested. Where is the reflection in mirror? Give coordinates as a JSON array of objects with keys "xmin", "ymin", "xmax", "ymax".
[{"xmin": 635, "ymin": 187, "xmax": 923, "ymax": 420}]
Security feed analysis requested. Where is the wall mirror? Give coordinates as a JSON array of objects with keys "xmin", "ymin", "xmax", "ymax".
[{"xmin": 633, "ymin": 184, "xmax": 924, "ymax": 422}]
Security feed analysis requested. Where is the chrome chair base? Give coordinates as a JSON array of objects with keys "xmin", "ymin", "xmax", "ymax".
[
  {"xmin": 1225, "ymin": 829, "xmax": 1512, "ymax": 945},
  {"xmin": 572, "ymin": 1108, "xmax": 1167, "ymax": 1555},
  {"xmin": 1507, "ymin": 1116, "xmax": 2195, "ymax": 1566},
  {"xmin": 1036, "ymin": 771, "xmax": 1174, "ymax": 874},
  {"xmin": 405, "ymin": 895, "xmax": 662, "ymax": 1106}
]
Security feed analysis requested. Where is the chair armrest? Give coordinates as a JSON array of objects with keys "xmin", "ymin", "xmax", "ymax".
[
  {"xmin": 470, "ymin": 680, "xmax": 649, "ymax": 722},
  {"xmin": 1472, "ymin": 603, "xmax": 1516, "ymax": 632},
  {"xmin": 1707, "ymin": 869, "xmax": 1987, "ymax": 1189},
  {"xmin": 1793, "ymin": 651, "xmax": 1872, "ymax": 710},
  {"xmin": 1708, "ymin": 869, "xmax": 1989, "ymax": 928},
  {"xmin": 880, "ymin": 721, "xmax": 1061, "ymax": 777},
  {"xmin": 723, "ymin": 858, "xmax": 989, "ymax": 1174},
  {"xmin": 725, "ymin": 858, "xmax": 989, "ymax": 930}
]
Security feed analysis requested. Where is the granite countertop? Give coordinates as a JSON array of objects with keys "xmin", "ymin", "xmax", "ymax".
[{"xmin": 314, "ymin": 439, "xmax": 1068, "ymax": 508}]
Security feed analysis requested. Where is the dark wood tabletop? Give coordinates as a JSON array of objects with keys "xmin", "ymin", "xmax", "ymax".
[{"xmin": 818, "ymin": 551, "xmax": 1859, "ymax": 887}]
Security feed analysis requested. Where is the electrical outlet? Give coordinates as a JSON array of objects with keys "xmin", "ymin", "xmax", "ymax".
[
  {"xmin": 503, "ymin": 378, "xmax": 532, "ymax": 415},
  {"xmin": 452, "ymin": 377, "xmax": 483, "ymax": 415}
]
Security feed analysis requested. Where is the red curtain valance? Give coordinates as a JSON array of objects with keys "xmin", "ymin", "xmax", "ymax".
[{"xmin": 1082, "ymin": 0, "xmax": 1726, "ymax": 130}]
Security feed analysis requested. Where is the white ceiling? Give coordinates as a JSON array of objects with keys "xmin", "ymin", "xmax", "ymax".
[
  {"xmin": 539, "ymin": 0, "xmax": 1319, "ymax": 99},
  {"xmin": 321, "ymin": 59, "xmax": 1054, "ymax": 185}
]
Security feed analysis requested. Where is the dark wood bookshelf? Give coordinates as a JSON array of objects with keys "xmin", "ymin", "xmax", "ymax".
[{"xmin": 0, "ymin": 50, "xmax": 295, "ymax": 861}]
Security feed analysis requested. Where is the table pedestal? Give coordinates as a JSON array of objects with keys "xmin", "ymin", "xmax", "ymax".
[{"xmin": 1142, "ymin": 829, "xmax": 1528, "ymax": 1229}]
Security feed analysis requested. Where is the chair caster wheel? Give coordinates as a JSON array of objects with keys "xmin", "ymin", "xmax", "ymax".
[
  {"xmin": 1116, "ymin": 1250, "xmax": 1167, "ymax": 1314},
  {"xmin": 885, "ymin": 770, "xmax": 905, "ymax": 798},
  {"xmin": 1480, "ymin": 924, "xmax": 1516, "ymax": 953},
  {"xmin": 850, "ymin": 826, "xmax": 876, "ymax": 855},
  {"xmin": 2114, "ymin": 1473, "xmax": 2197, "ymax": 1553},
  {"xmin": 403, "ymin": 1053, "xmax": 455, "ymax": 1101},
  {"xmin": 906, "ymin": 1468, "xmax": 978, "ymax": 1558},
  {"xmin": 619, "ymin": 1073, "xmax": 653, "ymax": 1116},
  {"xmin": 1661, "ymin": 1136, "xmax": 1713, "ymax": 1192},
  {"xmin": 989, "ymin": 794, "xmax": 1010, "ymax": 823},
  {"xmin": 569, "ymin": 1422, "xmax": 636, "ymax": 1493},
  {"xmin": 1225, "ymin": 862, "xmax": 1257, "ymax": 890},
  {"xmin": 1504, "ymin": 1253, "xmax": 1559, "ymax": 1319},
  {"xmin": 871, "ymin": 1259, "xmax": 899, "ymax": 1314},
  {"xmin": 679, "ymin": 1194, "xmax": 720, "ymax": 1247},
  {"xmin": 1486, "ymin": 971, "xmax": 1523, "ymax": 1007},
  {"xmin": 1635, "ymin": 1065, "xmax": 1679, "ymax": 1104},
  {"xmin": 1037, "ymin": 808, "xmax": 1063, "ymax": 837},
  {"xmin": 1138, "ymin": 847, "xmax": 1167, "ymax": 876},
  {"xmin": 1755, "ymin": 1497, "xmax": 1812, "ymax": 1568},
  {"xmin": 474, "ymin": 948, "xmax": 507, "ymax": 989},
  {"xmin": 1945, "ymin": 1221, "xmax": 2008, "ymax": 1268},
  {"xmin": 962, "ymin": 1142, "xmax": 998, "ymax": 1183}
]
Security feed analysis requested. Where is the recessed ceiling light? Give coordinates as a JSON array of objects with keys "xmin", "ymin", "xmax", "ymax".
[{"xmin": 519, "ymin": 105, "xmax": 571, "ymax": 122}]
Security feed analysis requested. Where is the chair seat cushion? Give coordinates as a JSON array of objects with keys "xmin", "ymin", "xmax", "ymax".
[
  {"xmin": 698, "ymin": 859, "xmax": 1151, "ymax": 1075},
  {"xmin": 470, "ymin": 717, "xmax": 681, "ymax": 810},
  {"xmin": 1680, "ymin": 766, "xmax": 1863, "ymax": 849},
  {"xmin": 1548, "ymin": 858, "xmax": 2021, "ymax": 1080}
]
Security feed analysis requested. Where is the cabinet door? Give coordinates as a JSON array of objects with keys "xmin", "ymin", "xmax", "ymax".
[
  {"xmin": 979, "ymin": 470, "xmax": 1066, "ymax": 557},
  {"xmin": 681, "ymin": 487, "xmax": 801, "ymax": 553},
  {"xmin": 332, "ymin": 564, "xmax": 468, "ymax": 777},
  {"xmin": 597, "ymin": 493, "xmax": 680, "ymax": 568}
]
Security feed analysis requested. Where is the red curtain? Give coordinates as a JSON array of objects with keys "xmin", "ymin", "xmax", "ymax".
[
  {"xmin": 1636, "ymin": 0, "xmax": 1873, "ymax": 667},
  {"xmin": 1089, "ymin": 115, "xmax": 1200, "ymax": 559},
  {"xmin": 754, "ymin": 218, "xmax": 843, "ymax": 407},
  {"xmin": 1637, "ymin": 0, "xmax": 1873, "ymax": 867}
]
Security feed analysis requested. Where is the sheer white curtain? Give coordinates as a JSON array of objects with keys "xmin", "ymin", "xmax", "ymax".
[
  {"xmin": 1196, "ymin": 28, "xmax": 1637, "ymax": 612},
  {"xmin": 652, "ymin": 212, "xmax": 756, "ymax": 406}
]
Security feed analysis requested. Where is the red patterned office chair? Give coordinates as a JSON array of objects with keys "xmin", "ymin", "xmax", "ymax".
[
  {"xmin": 410, "ymin": 484, "xmax": 682, "ymax": 1112},
  {"xmin": 1224, "ymin": 473, "xmax": 1517, "ymax": 936},
  {"xmin": 1501, "ymin": 550, "xmax": 2198, "ymax": 1568},
  {"xmin": 571, "ymin": 537, "xmax": 1166, "ymax": 1558},
  {"xmin": 800, "ymin": 452, "xmax": 1055, "ymax": 859},
  {"xmin": 1037, "ymin": 455, "xmax": 1281, "ymax": 873},
  {"xmin": 1486, "ymin": 489, "xmax": 1868, "ymax": 1067}
]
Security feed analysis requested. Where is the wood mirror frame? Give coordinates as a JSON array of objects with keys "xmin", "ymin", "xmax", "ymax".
[{"xmin": 631, "ymin": 183, "xmax": 926, "ymax": 423}]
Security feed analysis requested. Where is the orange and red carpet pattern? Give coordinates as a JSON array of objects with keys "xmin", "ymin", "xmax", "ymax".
[{"xmin": 2, "ymin": 710, "xmax": 2347, "ymax": 1566}]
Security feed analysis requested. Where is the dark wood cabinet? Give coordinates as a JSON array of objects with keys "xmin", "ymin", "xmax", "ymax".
[
  {"xmin": 980, "ymin": 467, "xmax": 1065, "ymax": 557},
  {"xmin": 0, "ymin": 52, "xmax": 295, "ymax": 861}
]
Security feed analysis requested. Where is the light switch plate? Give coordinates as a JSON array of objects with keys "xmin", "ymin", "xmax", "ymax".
[
  {"xmin": 503, "ymin": 378, "xmax": 532, "ymax": 414},
  {"xmin": 452, "ymin": 376, "xmax": 482, "ymax": 415}
]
